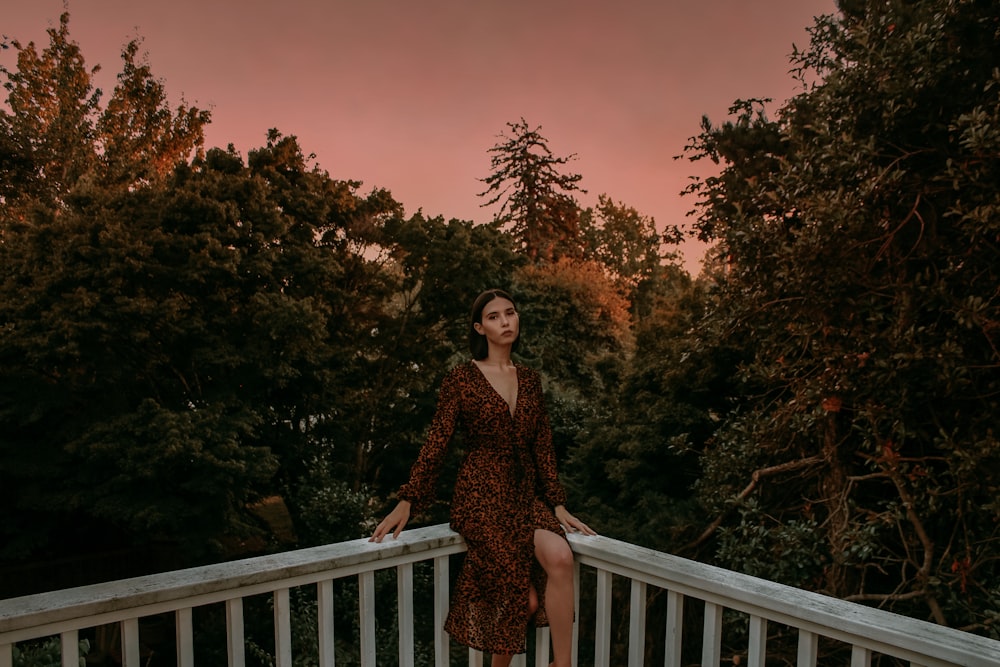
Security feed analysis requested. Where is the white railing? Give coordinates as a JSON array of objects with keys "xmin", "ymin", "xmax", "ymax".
[{"xmin": 1, "ymin": 524, "xmax": 997, "ymax": 667}]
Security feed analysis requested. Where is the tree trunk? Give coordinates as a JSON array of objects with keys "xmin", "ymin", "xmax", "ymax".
[{"xmin": 820, "ymin": 409, "xmax": 854, "ymax": 597}]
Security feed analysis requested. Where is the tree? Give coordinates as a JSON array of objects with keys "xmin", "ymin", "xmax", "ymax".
[
  {"xmin": 579, "ymin": 194, "xmax": 687, "ymax": 317},
  {"xmin": 0, "ymin": 12, "xmax": 209, "ymax": 216},
  {"xmin": 96, "ymin": 39, "xmax": 209, "ymax": 190},
  {"xmin": 679, "ymin": 0, "xmax": 1000, "ymax": 638},
  {"xmin": 0, "ymin": 12, "xmax": 101, "ymax": 211},
  {"xmin": 479, "ymin": 119, "xmax": 586, "ymax": 263},
  {"xmin": 0, "ymin": 12, "xmax": 398, "ymax": 563},
  {"xmin": 0, "ymin": 135, "xmax": 365, "ymax": 560},
  {"xmin": 514, "ymin": 260, "xmax": 631, "ymax": 392}
]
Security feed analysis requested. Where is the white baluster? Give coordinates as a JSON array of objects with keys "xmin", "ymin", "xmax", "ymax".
[
  {"xmin": 747, "ymin": 614, "xmax": 767, "ymax": 667},
  {"xmin": 176, "ymin": 607, "xmax": 194, "ymax": 667},
  {"xmin": 359, "ymin": 571, "xmax": 376, "ymax": 667},
  {"xmin": 628, "ymin": 580, "xmax": 646, "ymax": 667},
  {"xmin": 850, "ymin": 644, "xmax": 871, "ymax": 667},
  {"xmin": 317, "ymin": 580, "xmax": 336, "ymax": 667},
  {"xmin": 595, "ymin": 569, "xmax": 612, "ymax": 667},
  {"xmin": 61, "ymin": 630, "xmax": 80, "ymax": 667},
  {"xmin": 572, "ymin": 561, "xmax": 580, "ymax": 667},
  {"xmin": 664, "ymin": 590, "xmax": 684, "ymax": 667},
  {"xmin": 274, "ymin": 588, "xmax": 292, "ymax": 667},
  {"xmin": 701, "ymin": 602, "xmax": 722, "ymax": 667},
  {"xmin": 796, "ymin": 629, "xmax": 817, "ymax": 666},
  {"xmin": 434, "ymin": 556, "xmax": 450, "ymax": 667},
  {"xmin": 398, "ymin": 563, "xmax": 414, "ymax": 667},
  {"xmin": 226, "ymin": 598, "xmax": 246, "ymax": 667},
  {"xmin": 121, "ymin": 618, "xmax": 141, "ymax": 667}
]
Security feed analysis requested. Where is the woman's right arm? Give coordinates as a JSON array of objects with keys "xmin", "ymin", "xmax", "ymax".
[
  {"xmin": 369, "ymin": 368, "xmax": 462, "ymax": 541},
  {"xmin": 369, "ymin": 500, "xmax": 411, "ymax": 542}
]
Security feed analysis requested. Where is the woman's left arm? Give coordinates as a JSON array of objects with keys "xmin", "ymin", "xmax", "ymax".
[{"xmin": 555, "ymin": 504, "xmax": 597, "ymax": 535}]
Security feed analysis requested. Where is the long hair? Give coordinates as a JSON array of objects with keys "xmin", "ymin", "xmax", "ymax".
[{"xmin": 468, "ymin": 288, "xmax": 520, "ymax": 359}]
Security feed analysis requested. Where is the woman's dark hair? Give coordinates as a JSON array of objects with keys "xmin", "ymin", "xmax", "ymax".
[{"xmin": 468, "ymin": 288, "xmax": 520, "ymax": 359}]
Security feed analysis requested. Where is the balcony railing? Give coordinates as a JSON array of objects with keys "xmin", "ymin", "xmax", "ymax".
[{"xmin": 1, "ymin": 523, "xmax": 997, "ymax": 667}]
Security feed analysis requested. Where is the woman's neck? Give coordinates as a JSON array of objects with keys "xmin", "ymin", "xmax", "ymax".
[{"xmin": 477, "ymin": 354, "xmax": 514, "ymax": 369}]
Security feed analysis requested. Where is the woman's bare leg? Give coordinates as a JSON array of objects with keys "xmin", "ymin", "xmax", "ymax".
[
  {"xmin": 490, "ymin": 655, "xmax": 513, "ymax": 667},
  {"xmin": 535, "ymin": 529, "xmax": 575, "ymax": 667}
]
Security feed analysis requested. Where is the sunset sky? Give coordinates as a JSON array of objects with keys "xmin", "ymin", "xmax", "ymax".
[{"xmin": 5, "ymin": 0, "xmax": 839, "ymax": 274}]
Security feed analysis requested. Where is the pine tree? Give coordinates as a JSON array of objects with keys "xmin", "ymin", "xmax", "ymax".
[{"xmin": 479, "ymin": 118, "xmax": 585, "ymax": 263}]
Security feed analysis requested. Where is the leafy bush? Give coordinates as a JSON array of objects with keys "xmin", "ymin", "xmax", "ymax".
[{"xmin": 12, "ymin": 638, "xmax": 89, "ymax": 667}]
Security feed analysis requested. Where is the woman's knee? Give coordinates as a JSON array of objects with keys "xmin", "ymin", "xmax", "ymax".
[{"xmin": 535, "ymin": 530, "xmax": 574, "ymax": 575}]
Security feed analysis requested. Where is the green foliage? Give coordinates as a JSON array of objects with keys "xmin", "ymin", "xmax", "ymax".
[
  {"xmin": 0, "ymin": 15, "xmax": 395, "ymax": 561},
  {"xmin": 677, "ymin": 0, "xmax": 1000, "ymax": 635},
  {"xmin": 12, "ymin": 637, "xmax": 89, "ymax": 667},
  {"xmin": 514, "ymin": 259, "xmax": 632, "ymax": 398},
  {"xmin": 0, "ymin": 13, "xmax": 101, "ymax": 208},
  {"xmin": 715, "ymin": 500, "xmax": 826, "ymax": 589},
  {"xmin": 0, "ymin": 134, "xmax": 363, "ymax": 558},
  {"xmin": 97, "ymin": 38, "xmax": 210, "ymax": 189},
  {"xmin": 286, "ymin": 458, "xmax": 372, "ymax": 547},
  {"xmin": 579, "ymin": 194, "xmax": 683, "ymax": 309},
  {"xmin": 560, "ymin": 276, "xmax": 725, "ymax": 550}
]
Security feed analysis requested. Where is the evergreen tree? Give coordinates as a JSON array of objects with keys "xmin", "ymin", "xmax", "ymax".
[{"xmin": 479, "ymin": 118, "xmax": 585, "ymax": 263}]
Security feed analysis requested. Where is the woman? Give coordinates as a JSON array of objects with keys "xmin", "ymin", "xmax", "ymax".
[{"xmin": 370, "ymin": 288, "xmax": 594, "ymax": 667}]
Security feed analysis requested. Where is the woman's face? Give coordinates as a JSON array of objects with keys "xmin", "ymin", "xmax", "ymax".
[{"xmin": 474, "ymin": 297, "xmax": 519, "ymax": 348}]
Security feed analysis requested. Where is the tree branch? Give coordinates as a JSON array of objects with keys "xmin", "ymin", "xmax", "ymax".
[
  {"xmin": 885, "ymin": 466, "xmax": 947, "ymax": 625},
  {"xmin": 680, "ymin": 455, "xmax": 824, "ymax": 555}
]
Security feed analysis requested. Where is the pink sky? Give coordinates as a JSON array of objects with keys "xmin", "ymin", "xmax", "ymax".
[{"xmin": 5, "ymin": 0, "xmax": 838, "ymax": 274}]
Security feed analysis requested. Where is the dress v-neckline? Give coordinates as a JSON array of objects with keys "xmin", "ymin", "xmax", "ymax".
[{"xmin": 471, "ymin": 360, "xmax": 518, "ymax": 418}]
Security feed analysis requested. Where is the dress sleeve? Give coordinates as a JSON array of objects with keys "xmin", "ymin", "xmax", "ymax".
[
  {"xmin": 397, "ymin": 367, "xmax": 462, "ymax": 513},
  {"xmin": 531, "ymin": 372, "xmax": 568, "ymax": 508}
]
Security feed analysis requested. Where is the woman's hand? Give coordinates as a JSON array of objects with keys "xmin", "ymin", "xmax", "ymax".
[
  {"xmin": 555, "ymin": 505, "xmax": 597, "ymax": 536},
  {"xmin": 370, "ymin": 500, "xmax": 411, "ymax": 543}
]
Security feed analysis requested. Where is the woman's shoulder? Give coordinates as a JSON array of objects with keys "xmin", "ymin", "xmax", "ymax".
[
  {"xmin": 441, "ymin": 359, "xmax": 477, "ymax": 384},
  {"xmin": 448, "ymin": 359, "xmax": 477, "ymax": 375},
  {"xmin": 515, "ymin": 362, "xmax": 542, "ymax": 385}
]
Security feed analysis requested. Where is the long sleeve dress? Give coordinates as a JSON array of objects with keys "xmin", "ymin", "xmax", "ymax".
[{"xmin": 397, "ymin": 360, "xmax": 568, "ymax": 655}]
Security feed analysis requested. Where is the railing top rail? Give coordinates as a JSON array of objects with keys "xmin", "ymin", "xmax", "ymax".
[
  {"xmin": 0, "ymin": 523, "xmax": 463, "ymax": 636},
  {"xmin": 567, "ymin": 532, "xmax": 1000, "ymax": 667}
]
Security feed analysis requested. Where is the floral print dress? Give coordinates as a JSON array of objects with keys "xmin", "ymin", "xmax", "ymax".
[{"xmin": 397, "ymin": 360, "xmax": 568, "ymax": 655}]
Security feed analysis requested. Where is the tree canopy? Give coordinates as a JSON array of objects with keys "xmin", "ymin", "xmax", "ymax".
[
  {"xmin": 671, "ymin": 0, "xmax": 1000, "ymax": 636},
  {"xmin": 557, "ymin": 1, "xmax": 1000, "ymax": 656}
]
